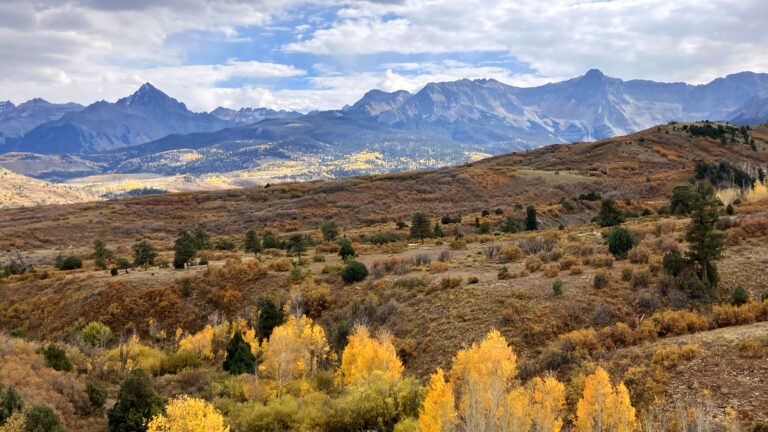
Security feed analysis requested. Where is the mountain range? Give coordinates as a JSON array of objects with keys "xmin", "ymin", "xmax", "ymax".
[{"xmin": 1, "ymin": 69, "xmax": 768, "ymax": 183}]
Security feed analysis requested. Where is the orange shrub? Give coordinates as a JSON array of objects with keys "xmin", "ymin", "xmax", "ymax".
[
  {"xmin": 543, "ymin": 263, "xmax": 560, "ymax": 278},
  {"xmin": 498, "ymin": 245, "xmax": 524, "ymax": 263},
  {"xmin": 269, "ymin": 258, "xmax": 293, "ymax": 272},
  {"xmin": 711, "ymin": 302, "xmax": 768, "ymax": 327},
  {"xmin": 525, "ymin": 255, "xmax": 543, "ymax": 272},
  {"xmin": 638, "ymin": 310, "xmax": 708, "ymax": 340},
  {"xmin": 559, "ymin": 255, "xmax": 578, "ymax": 270},
  {"xmin": 740, "ymin": 217, "xmax": 768, "ymax": 237},
  {"xmin": 628, "ymin": 246, "xmax": 650, "ymax": 264}
]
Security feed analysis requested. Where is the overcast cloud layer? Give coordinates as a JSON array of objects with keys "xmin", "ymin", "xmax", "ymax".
[{"xmin": 1, "ymin": 0, "xmax": 766, "ymax": 112}]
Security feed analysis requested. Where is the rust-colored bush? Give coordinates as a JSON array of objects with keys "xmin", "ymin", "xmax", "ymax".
[
  {"xmin": 498, "ymin": 245, "xmax": 524, "ymax": 263},
  {"xmin": 593, "ymin": 269, "xmax": 610, "ymax": 289},
  {"xmin": 631, "ymin": 267, "xmax": 651, "ymax": 289},
  {"xmin": 268, "ymin": 258, "xmax": 293, "ymax": 272},
  {"xmin": 525, "ymin": 255, "xmax": 543, "ymax": 272},
  {"xmin": 569, "ymin": 265, "xmax": 584, "ymax": 275},
  {"xmin": 638, "ymin": 310, "xmax": 708, "ymax": 340},
  {"xmin": 543, "ymin": 263, "xmax": 559, "ymax": 278},
  {"xmin": 711, "ymin": 302, "xmax": 768, "ymax": 327},
  {"xmin": 628, "ymin": 246, "xmax": 650, "ymax": 264},
  {"xmin": 559, "ymin": 255, "xmax": 578, "ymax": 270}
]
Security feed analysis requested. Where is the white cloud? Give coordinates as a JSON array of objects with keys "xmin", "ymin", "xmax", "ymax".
[
  {"xmin": 0, "ymin": 0, "xmax": 766, "ymax": 113},
  {"xmin": 285, "ymin": 0, "xmax": 768, "ymax": 84}
]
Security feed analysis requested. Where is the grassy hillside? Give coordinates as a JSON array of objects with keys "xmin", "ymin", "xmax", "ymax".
[{"xmin": 1, "ymin": 121, "xmax": 767, "ymax": 431}]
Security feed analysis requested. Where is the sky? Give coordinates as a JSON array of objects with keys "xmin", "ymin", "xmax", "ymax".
[{"xmin": 1, "ymin": 0, "xmax": 766, "ymax": 113}]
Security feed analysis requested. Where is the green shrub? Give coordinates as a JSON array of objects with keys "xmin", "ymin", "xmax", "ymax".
[
  {"xmin": 732, "ymin": 285, "xmax": 750, "ymax": 306},
  {"xmin": 214, "ymin": 239, "xmax": 236, "ymax": 250},
  {"xmin": 606, "ymin": 227, "xmax": 639, "ymax": 258},
  {"xmin": 38, "ymin": 344, "xmax": 73, "ymax": 372},
  {"xmin": 0, "ymin": 385, "xmax": 24, "ymax": 424},
  {"xmin": 86, "ymin": 380, "xmax": 107, "ymax": 409},
  {"xmin": 110, "ymin": 267, "xmax": 119, "ymax": 276},
  {"xmin": 341, "ymin": 261, "xmax": 369, "ymax": 284},
  {"xmin": 160, "ymin": 350, "xmax": 202, "ymax": 375},
  {"xmin": 26, "ymin": 405, "xmax": 67, "ymax": 432},
  {"xmin": 762, "ymin": 291, "xmax": 768, "ymax": 302},
  {"xmin": 56, "ymin": 255, "xmax": 82, "ymax": 270},
  {"xmin": 552, "ymin": 279, "xmax": 563, "ymax": 296},
  {"xmin": 338, "ymin": 238, "xmax": 356, "ymax": 260}
]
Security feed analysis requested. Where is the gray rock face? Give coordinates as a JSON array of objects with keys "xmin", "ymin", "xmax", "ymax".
[
  {"xmin": 210, "ymin": 107, "xmax": 302, "ymax": 124},
  {"xmin": 12, "ymin": 84, "xmax": 233, "ymax": 154},
  {"xmin": 0, "ymin": 98, "xmax": 83, "ymax": 145},
  {"xmin": 729, "ymin": 93, "xmax": 768, "ymax": 125}
]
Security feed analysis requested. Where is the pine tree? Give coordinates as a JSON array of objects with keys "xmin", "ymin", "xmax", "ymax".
[
  {"xmin": 132, "ymin": 240, "xmax": 158, "ymax": 268},
  {"xmin": 321, "ymin": 221, "xmax": 339, "ymax": 241},
  {"xmin": 222, "ymin": 330, "xmax": 257, "ymax": 375},
  {"xmin": 93, "ymin": 239, "xmax": 113, "ymax": 270},
  {"xmin": 597, "ymin": 199, "xmax": 625, "ymax": 227},
  {"xmin": 685, "ymin": 181, "xmax": 724, "ymax": 292},
  {"xmin": 244, "ymin": 229, "xmax": 261, "ymax": 255},
  {"xmin": 257, "ymin": 297, "xmax": 283, "ymax": 341},
  {"xmin": 288, "ymin": 234, "xmax": 307, "ymax": 260},
  {"xmin": 433, "ymin": 222, "xmax": 444, "ymax": 238},
  {"xmin": 410, "ymin": 213, "xmax": 433, "ymax": 243},
  {"xmin": 173, "ymin": 230, "xmax": 198, "ymax": 269},
  {"xmin": 108, "ymin": 368, "xmax": 163, "ymax": 432},
  {"xmin": 525, "ymin": 206, "xmax": 538, "ymax": 231},
  {"xmin": 338, "ymin": 237, "xmax": 356, "ymax": 260}
]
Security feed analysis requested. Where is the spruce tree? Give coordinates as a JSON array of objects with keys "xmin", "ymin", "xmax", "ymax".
[
  {"xmin": 107, "ymin": 368, "xmax": 163, "ymax": 432},
  {"xmin": 173, "ymin": 230, "xmax": 198, "ymax": 269},
  {"xmin": 524, "ymin": 206, "xmax": 538, "ymax": 231},
  {"xmin": 410, "ymin": 212, "xmax": 432, "ymax": 243},
  {"xmin": 244, "ymin": 229, "xmax": 261, "ymax": 255},
  {"xmin": 223, "ymin": 330, "xmax": 257, "ymax": 375},
  {"xmin": 337, "ymin": 237, "xmax": 355, "ymax": 260},
  {"xmin": 685, "ymin": 181, "xmax": 724, "ymax": 291},
  {"xmin": 597, "ymin": 199, "xmax": 625, "ymax": 227},
  {"xmin": 257, "ymin": 297, "xmax": 283, "ymax": 341}
]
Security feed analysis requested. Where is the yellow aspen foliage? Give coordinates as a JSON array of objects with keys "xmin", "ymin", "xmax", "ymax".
[
  {"xmin": 178, "ymin": 325, "xmax": 214, "ymax": 360},
  {"xmin": 530, "ymin": 376, "xmax": 566, "ymax": 432},
  {"xmin": 0, "ymin": 410, "xmax": 27, "ymax": 432},
  {"xmin": 449, "ymin": 329, "xmax": 517, "ymax": 431},
  {"xmin": 502, "ymin": 387, "xmax": 532, "ymax": 432},
  {"xmin": 259, "ymin": 315, "xmax": 329, "ymax": 386},
  {"xmin": 575, "ymin": 367, "xmax": 637, "ymax": 432},
  {"xmin": 418, "ymin": 368, "xmax": 457, "ymax": 432},
  {"xmin": 229, "ymin": 319, "xmax": 260, "ymax": 355},
  {"xmin": 338, "ymin": 325, "xmax": 404, "ymax": 386},
  {"xmin": 147, "ymin": 395, "xmax": 229, "ymax": 432}
]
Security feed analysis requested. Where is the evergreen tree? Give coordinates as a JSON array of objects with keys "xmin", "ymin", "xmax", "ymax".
[
  {"xmin": 410, "ymin": 212, "xmax": 433, "ymax": 243},
  {"xmin": 257, "ymin": 297, "xmax": 283, "ymax": 341},
  {"xmin": 191, "ymin": 225, "xmax": 211, "ymax": 250},
  {"xmin": 596, "ymin": 199, "xmax": 625, "ymax": 227},
  {"xmin": 685, "ymin": 181, "xmax": 724, "ymax": 291},
  {"xmin": 223, "ymin": 330, "xmax": 257, "ymax": 375},
  {"xmin": 173, "ymin": 230, "xmax": 198, "ymax": 269},
  {"xmin": 606, "ymin": 227, "xmax": 638, "ymax": 258},
  {"xmin": 26, "ymin": 405, "xmax": 67, "ymax": 432},
  {"xmin": 92, "ymin": 239, "xmax": 113, "ymax": 270},
  {"xmin": 524, "ymin": 206, "xmax": 538, "ymax": 231},
  {"xmin": 337, "ymin": 237, "xmax": 356, "ymax": 260},
  {"xmin": 433, "ymin": 222, "xmax": 444, "ymax": 238},
  {"xmin": 0, "ymin": 385, "xmax": 24, "ymax": 424},
  {"xmin": 244, "ymin": 229, "xmax": 261, "ymax": 255},
  {"xmin": 131, "ymin": 241, "xmax": 157, "ymax": 268},
  {"xmin": 107, "ymin": 368, "xmax": 163, "ymax": 432},
  {"xmin": 288, "ymin": 234, "xmax": 307, "ymax": 260},
  {"xmin": 262, "ymin": 231, "xmax": 281, "ymax": 249},
  {"xmin": 321, "ymin": 221, "xmax": 339, "ymax": 241}
]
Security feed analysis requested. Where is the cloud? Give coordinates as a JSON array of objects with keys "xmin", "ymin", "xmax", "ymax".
[
  {"xmin": 285, "ymin": 0, "xmax": 768, "ymax": 84},
  {"xmin": 0, "ymin": 0, "xmax": 766, "ymax": 113}
]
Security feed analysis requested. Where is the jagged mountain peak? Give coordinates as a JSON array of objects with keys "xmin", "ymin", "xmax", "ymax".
[{"xmin": 117, "ymin": 82, "xmax": 186, "ymax": 111}]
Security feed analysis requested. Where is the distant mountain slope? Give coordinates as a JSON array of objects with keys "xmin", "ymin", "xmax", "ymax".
[
  {"xmin": 729, "ymin": 93, "xmax": 768, "ymax": 125},
  {"xmin": 210, "ymin": 107, "xmax": 302, "ymax": 124},
  {"xmin": 0, "ymin": 99, "xmax": 83, "ymax": 145},
  {"xmin": 12, "ymin": 84, "xmax": 233, "ymax": 154},
  {"xmin": 0, "ymin": 167, "xmax": 98, "ymax": 208}
]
